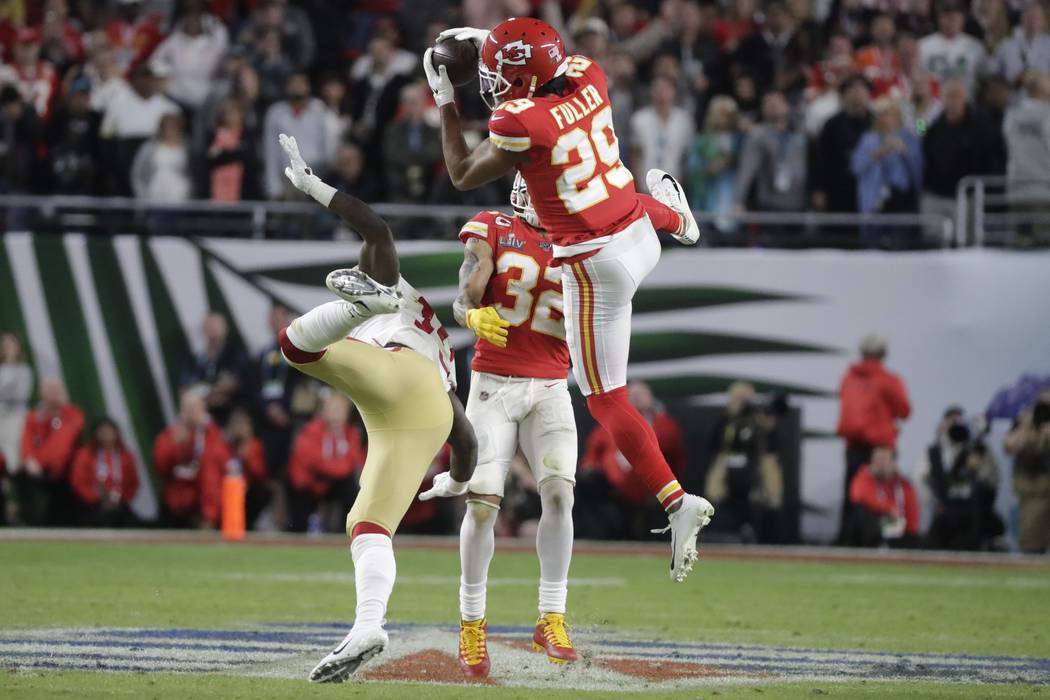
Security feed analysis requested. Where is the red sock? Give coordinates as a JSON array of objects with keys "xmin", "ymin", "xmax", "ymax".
[
  {"xmin": 278, "ymin": 327, "xmax": 326, "ymax": 364},
  {"xmin": 637, "ymin": 193, "xmax": 682, "ymax": 234},
  {"xmin": 587, "ymin": 387, "xmax": 685, "ymax": 510},
  {"xmin": 351, "ymin": 521, "xmax": 390, "ymax": 540}
]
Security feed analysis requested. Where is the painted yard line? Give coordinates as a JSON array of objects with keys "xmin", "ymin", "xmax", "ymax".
[{"xmin": 197, "ymin": 572, "xmax": 626, "ymax": 587}]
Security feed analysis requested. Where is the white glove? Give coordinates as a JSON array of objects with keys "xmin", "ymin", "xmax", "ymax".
[
  {"xmin": 279, "ymin": 133, "xmax": 336, "ymax": 206},
  {"xmin": 422, "ymin": 48, "xmax": 455, "ymax": 108},
  {"xmin": 418, "ymin": 471, "xmax": 470, "ymax": 501},
  {"xmin": 436, "ymin": 26, "xmax": 490, "ymax": 51}
]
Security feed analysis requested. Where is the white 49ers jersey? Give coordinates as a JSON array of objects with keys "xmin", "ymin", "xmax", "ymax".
[{"xmin": 348, "ymin": 277, "xmax": 456, "ymax": 391}]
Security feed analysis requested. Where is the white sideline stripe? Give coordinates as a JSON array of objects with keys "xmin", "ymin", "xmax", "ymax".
[
  {"xmin": 148, "ymin": 238, "xmax": 208, "ymax": 354},
  {"xmin": 113, "ymin": 236, "xmax": 176, "ymax": 425},
  {"xmin": 825, "ymin": 572, "xmax": 1050, "ymax": 590},
  {"xmin": 64, "ymin": 235, "xmax": 158, "ymax": 520},
  {"xmin": 197, "ymin": 572, "xmax": 626, "ymax": 587},
  {"xmin": 4, "ymin": 233, "xmax": 64, "ymax": 384}
]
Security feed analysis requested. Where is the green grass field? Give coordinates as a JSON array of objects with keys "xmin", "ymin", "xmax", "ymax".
[{"xmin": 1, "ymin": 536, "xmax": 1048, "ymax": 698}]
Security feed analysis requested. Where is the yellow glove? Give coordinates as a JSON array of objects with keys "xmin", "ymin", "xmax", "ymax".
[{"xmin": 466, "ymin": 307, "xmax": 510, "ymax": 348}]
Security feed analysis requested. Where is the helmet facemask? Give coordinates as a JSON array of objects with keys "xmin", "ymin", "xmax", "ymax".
[
  {"xmin": 510, "ymin": 173, "xmax": 541, "ymax": 228},
  {"xmin": 479, "ymin": 61, "xmax": 513, "ymax": 110}
]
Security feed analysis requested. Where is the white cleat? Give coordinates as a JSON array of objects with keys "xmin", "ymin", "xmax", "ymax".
[
  {"xmin": 653, "ymin": 493, "xmax": 715, "ymax": 582},
  {"xmin": 325, "ymin": 267, "xmax": 402, "ymax": 317},
  {"xmin": 309, "ymin": 627, "xmax": 388, "ymax": 683},
  {"xmin": 646, "ymin": 168, "xmax": 702, "ymax": 246}
]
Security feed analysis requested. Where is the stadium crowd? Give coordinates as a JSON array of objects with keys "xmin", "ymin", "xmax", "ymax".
[
  {"xmin": 2, "ymin": 318, "xmax": 1048, "ymax": 553},
  {"xmin": 0, "ymin": 0, "xmax": 1049, "ymax": 245}
]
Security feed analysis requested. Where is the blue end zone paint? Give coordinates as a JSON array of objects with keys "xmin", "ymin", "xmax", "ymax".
[{"xmin": 2, "ymin": 623, "xmax": 1048, "ymax": 687}]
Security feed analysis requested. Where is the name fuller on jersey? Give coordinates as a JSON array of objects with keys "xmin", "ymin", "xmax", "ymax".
[{"xmin": 549, "ymin": 84, "xmax": 605, "ymax": 131}]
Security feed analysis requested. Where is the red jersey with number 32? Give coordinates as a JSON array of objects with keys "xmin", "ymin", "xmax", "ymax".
[
  {"xmin": 459, "ymin": 211, "xmax": 569, "ymax": 379},
  {"xmin": 487, "ymin": 55, "xmax": 643, "ymax": 248}
]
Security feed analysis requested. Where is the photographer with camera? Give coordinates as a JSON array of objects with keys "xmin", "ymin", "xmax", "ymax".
[
  {"xmin": 922, "ymin": 406, "xmax": 1003, "ymax": 551},
  {"xmin": 1004, "ymin": 388, "xmax": 1050, "ymax": 554},
  {"xmin": 845, "ymin": 445, "xmax": 920, "ymax": 548},
  {"xmin": 704, "ymin": 382, "xmax": 785, "ymax": 543}
]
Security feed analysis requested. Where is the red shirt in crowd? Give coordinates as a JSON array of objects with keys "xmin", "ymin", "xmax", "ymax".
[
  {"xmin": 70, "ymin": 444, "xmax": 139, "ymax": 507},
  {"xmin": 582, "ymin": 411, "xmax": 686, "ymax": 506},
  {"xmin": 152, "ymin": 423, "xmax": 229, "ymax": 524},
  {"xmin": 836, "ymin": 358, "xmax": 911, "ymax": 448},
  {"xmin": 230, "ymin": 437, "xmax": 268, "ymax": 486},
  {"xmin": 288, "ymin": 418, "xmax": 364, "ymax": 499},
  {"xmin": 105, "ymin": 14, "xmax": 163, "ymax": 73},
  {"xmin": 849, "ymin": 465, "xmax": 920, "ymax": 535},
  {"xmin": 21, "ymin": 403, "xmax": 85, "ymax": 480}
]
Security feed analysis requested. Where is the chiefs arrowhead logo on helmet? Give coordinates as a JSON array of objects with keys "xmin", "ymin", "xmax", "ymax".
[{"xmin": 479, "ymin": 17, "xmax": 567, "ymax": 110}]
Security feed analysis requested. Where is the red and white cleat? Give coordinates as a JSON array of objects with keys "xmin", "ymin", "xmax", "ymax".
[
  {"xmin": 458, "ymin": 618, "xmax": 491, "ymax": 678},
  {"xmin": 532, "ymin": 613, "xmax": 577, "ymax": 664}
]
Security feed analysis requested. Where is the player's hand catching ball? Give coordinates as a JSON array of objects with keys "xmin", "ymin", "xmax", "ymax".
[
  {"xmin": 418, "ymin": 471, "xmax": 470, "ymax": 501},
  {"xmin": 422, "ymin": 48, "xmax": 455, "ymax": 107},
  {"xmin": 436, "ymin": 26, "xmax": 489, "ymax": 51},
  {"xmin": 466, "ymin": 306, "xmax": 510, "ymax": 348}
]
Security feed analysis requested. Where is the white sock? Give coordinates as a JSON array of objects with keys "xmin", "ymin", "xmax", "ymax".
[
  {"xmin": 350, "ymin": 533, "xmax": 395, "ymax": 632},
  {"xmin": 286, "ymin": 301, "xmax": 362, "ymax": 353},
  {"xmin": 459, "ymin": 499, "xmax": 498, "ymax": 621},
  {"xmin": 537, "ymin": 479, "xmax": 574, "ymax": 615}
]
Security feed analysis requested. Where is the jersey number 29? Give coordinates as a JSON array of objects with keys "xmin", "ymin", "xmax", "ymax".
[{"xmin": 551, "ymin": 105, "xmax": 633, "ymax": 214}]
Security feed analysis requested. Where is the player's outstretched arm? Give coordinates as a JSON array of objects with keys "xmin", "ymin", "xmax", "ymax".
[
  {"xmin": 422, "ymin": 50, "xmax": 524, "ymax": 190},
  {"xmin": 279, "ymin": 133, "xmax": 398, "ymax": 286},
  {"xmin": 418, "ymin": 390, "xmax": 477, "ymax": 501}
]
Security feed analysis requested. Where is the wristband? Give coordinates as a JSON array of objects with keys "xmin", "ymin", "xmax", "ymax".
[{"xmin": 307, "ymin": 177, "xmax": 337, "ymax": 207}]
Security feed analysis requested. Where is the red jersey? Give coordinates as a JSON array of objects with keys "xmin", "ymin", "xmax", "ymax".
[
  {"xmin": 21, "ymin": 404, "xmax": 84, "ymax": 479},
  {"xmin": 0, "ymin": 60, "xmax": 58, "ymax": 119},
  {"xmin": 488, "ymin": 55, "xmax": 643, "ymax": 247},
  {"xmin": 459, "ymin": 211, "xmax": 569, "ymax": 379},
  {"xmin": 70, "ymin": 445, "xmax": 139, "ymax": 506}
]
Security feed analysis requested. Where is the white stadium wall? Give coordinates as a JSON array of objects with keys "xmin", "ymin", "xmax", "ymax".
[{"xmin": 2, "ymin": 233, "xmax": 1047, "ymax": 539}]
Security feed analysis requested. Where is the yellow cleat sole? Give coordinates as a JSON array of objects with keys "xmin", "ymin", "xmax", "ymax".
[{"xmin": 532, "ymin": 641, "xmax": 573, "ymax": 664}]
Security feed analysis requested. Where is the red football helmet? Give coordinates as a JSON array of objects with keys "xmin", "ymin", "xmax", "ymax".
[{"xmin": 479, "ymin": 17, "xmax": 567, "ymax": 110}]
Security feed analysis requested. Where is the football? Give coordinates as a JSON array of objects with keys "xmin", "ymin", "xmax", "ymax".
[{"xmin": 431, "ymin": 36, "xmax": 479, "ymax": 87}]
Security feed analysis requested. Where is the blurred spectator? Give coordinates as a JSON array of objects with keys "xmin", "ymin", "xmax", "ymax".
[
  {"xmin": 922, "ymin": 407, "xmax": 1003, "ymax": 550},
  {"xmin": 206, "ymin": 99, "xmax": 260, "ymax": 201},
  {"xmin": 329, "ymin": 140, "xmax": 379, "ymax": 201},
  {"xmin": 249, "ymin": 26, "xmax": 293, "ymax": 106},
  {"xmin": 631, "ymin": 74, "xmax": 695, "ymax": 187},
  {"xmin": 814, "ymin": 75, "xmax": 872, "ymax": 213},
  {"xmin": 182, "ymin": 312, "xmax": 246, "ymax": 427},
  {"xmin": 0, "ymin": 84, "xmax": 43, "ymax": 199},
  {"xmin": 845, "ymin": 446, "xmax": 920, "ymax": 547},
  {"xmin": 382, "ymin": 81, "xmax": 440, "ymax": 202},
  {"xmin": 69, "ymin": 417, "xmax": 139, "ymax": 527},
  {"xmin": 732, "ymin": 0, "xmax": 807, "ymax": 96},
  {"xmin": 735, "ymin": 90, "xmax": 808, "ymax": 212},
  {"xmin": 38, "ymin": 0, "xmax": 83, "ymax": 70},
  {"xmin": 855, "ymin": 14, "xmax": 901, "ymax": 98},
  {"xmin": 921, "ymin": 78, "xmax": 998, "ymax": 239},
  {"xmin": 104, "ymin": 0, "xmax": 163, "ymax": 75},
  {"xmin": 661, "ymin": 0, "xmax": 718, "ymax": 97},
  {"xmin": 731, "ymin": 72, "xmax": 761, "ymax": 125},
  {"xmin": 1003, "ymin": 71, "xmax": 1050, "ymax": 237},
  {"xmin": 687, "ymin": 95, "xmax": 743, "ymax": 231},
  {"xmin": 152, "ymin": 390, "xmax": 228, "ymax": 528},
  {"xmin": 319, "ymin": 74, "xmax": 351, "ymax": 160},
  {"xmin": 577, "ymin": 381, "xmax": 685, "ymax": 539},
  {"xmin": 224, "ymin": 407, "xmax": 269, "ymax": 529},
  {"xmin": 804, "ymin": 32, "xmax": 854, "ymax": 137},
  {"xmin": 196, "ymin": 60, "xmax": 261, "ymax": 152},
  {"xmin": 0, "ymin": 27, "xmax": 59, "ymax": 120},
  {"xmin": 0, "ymin": 331, "xmax": 32, "ymax": 479},
  {"xmin": 253, "ymin": 302, "xmax": 297, "ymax": 524},
  {"xmin": 919, "ymin": 0, "xmax": 987, "ymax": 91},
  {"xmin": 238, "ymin": 0, "xmax": 316, "ymax": 72},
  {"xmin": 970, "ymin": 0, "xmax": 1011, "ymax": 55},
  {"xmin": 99, "ymin": 63, "xmax": 179, "ymax": 195},
  {"xmin": 850, "ymin": 97, "xmax": 923, "ymax": 247},
  {"xmin": 349, "ymin": 36, "xmax": 413, "ymax": 165},
  {"xmin": 287, "ymin": 392, "xmax": 364, "ymax": 533},
  {"xmin": 148, "ymin": 0, "xmax": 228, "ymax": 112},
  {"xmin": 262, "ymin": 72, "xmax": 331, "ymax": 199},
  {"xmin": 703, "ymin": 382, "xmax": 784, "ymax": 543},
  {"xmin": 712, "ymin": 0, "xmax": 759, "ymax": 54},
  {"xmin": 15, "ymin": 377, "xmax": 84, "ymax": 526},
  {"xmin": 46, "ymin": 74, "xmax": 101, "ymax": 194},
  {"xmin": 1003, "ymin": 388, "xmax": 1050, "ymax": 553},
  {"xmin": 606, "ymin": 0, "xmax": 674, "ymax": 61},
  {"xmin": 84, "ymin": 42, "xmax": 127, "ymax": 115},
  {"xmin": 605, "ymin": 47, "xmax": 641, "ymax": 164},
  {"xmin": 836, "ymin": 334, "xmax": 911, "ymax": 541},
  {"xmin": 993, "ymin": 3, "xmax": 1050, "ymax": 87},
  {"xmin": 131, "ymin": 112, "xmax": 193, "ymax": 203}
]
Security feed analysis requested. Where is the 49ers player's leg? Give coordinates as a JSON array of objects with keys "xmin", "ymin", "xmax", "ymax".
[{"xmin": 562, "ymin": 213, "xmax": 713, "ymax": 582}]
